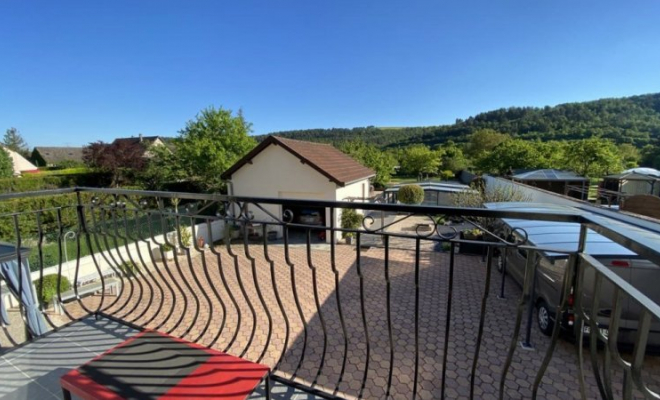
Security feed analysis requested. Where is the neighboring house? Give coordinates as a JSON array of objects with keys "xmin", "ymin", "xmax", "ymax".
[
  {"xmin": 31, "ymin": 147, "xmax": 83, "ymax": 167},
  {"xmin": 221, "ymin": 136, "xmax": 375, "ymax": 242},
  {"xmin": 111, "ymin": 134, "xmax": 170, "ymax": 158},
  {"xmin": 510, "ymin": 169, "xmax": 590, "ymax": 200},
  {"xmin": 602, "ymin": 168, "xmax": 660, "ymax": 198},
  {"xmin": 1, "ymin": 146, "xmax": 39, "ymax": 175}
]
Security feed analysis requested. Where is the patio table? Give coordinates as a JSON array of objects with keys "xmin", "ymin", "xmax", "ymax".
[{"xmin": 60, "ymin": 329, "xmax": 270, "ymax": 400}]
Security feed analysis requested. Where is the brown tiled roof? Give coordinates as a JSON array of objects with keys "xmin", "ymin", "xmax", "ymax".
[
  {"xmin": 33, "ymin": 147, "xmax": 83, "ymax": 164},
  {"xmin": 221, "ymin": 136, "xmax": 375, "ymax": 186}
]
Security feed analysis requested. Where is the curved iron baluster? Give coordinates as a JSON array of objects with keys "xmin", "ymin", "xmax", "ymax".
[
  {"xmin": 499, "ymin": 248, "xmax": 536, "ymax": 399},
  {"xmin": 176, "ymin": 215, "xmax": 213, "ymax": 344},
  {"xmin": 207, "ymin": 220, "xmax": 242, "ymax": 353},
  {"xmin": 383, "ymin": 234, "xmax": 394, "ymax": 399},
  {"xmin": 283, "ymin": 224, "xmax": 308, "ymax": 379},
  {"xmin": 331, "ymin": 207, "xmax": 350, "ymax": 396},
  {"xmin": 34, "ymin": 212, "xmax": 58, "ymax": 329},
  {"xmin": 241, "ymin": 222, "xmax": 273, "ymax": 364},
  {"xmin": 105, "ymin": 201, "xmax": 146, "ymax": 321},
  {"xmin": 89, "ymin": 201, "xmax": 133, "ymax": 315},
  {"xmin": 355, "ymin": 233, "xmax": 370, "ymax": 399},
  {"xmin": 122, "ymin": 208, "xmax": 165, "ymax": 327},
  {"xmin": 441, "ymin": 241, "xmax": 456, "ymax": 400},
  {"xmin": 53, "ymin": 209, "xmax": 79, "ymax": 322},
  {"xmin": 12, "ymin": 215, "xmax": 37, "ymax": 339},
  {"xmin": 142, "ymin": 208, "xmax": 179, "ymax": 332},
  {"xmin": 306, "ymin": 228, "xmax": 328, "ymax": 387},
  {"xmin": 192, "ymin": 219, "xmax": 226, "ymax": 348},
  {"xmin": 532, "ymin": 253, "xmax": 579, "ymax": 398},
  {"xmin": 263, "ymin": 223, "xmax": 290, "ymax": 371},
  {"xmin": 154, "ymin": 201, "xmax": 189, "ymax": 334}
]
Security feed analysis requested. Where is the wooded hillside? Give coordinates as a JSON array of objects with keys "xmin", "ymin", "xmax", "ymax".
[{"xmin": 259, "ymin": 93, "xmax": 660, "ymax": 149}]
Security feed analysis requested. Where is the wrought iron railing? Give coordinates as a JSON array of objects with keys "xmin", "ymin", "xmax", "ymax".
[{"xmin": 0, "ymin": 187, "xmax": 659, "ymax": 399}]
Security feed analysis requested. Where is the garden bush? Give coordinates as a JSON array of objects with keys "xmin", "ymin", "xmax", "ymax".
[
  {"xmin": 340, "ymin": 208, "xmax": 362, "ymax": 238},
  {"xmin": 33, "ymin": 274, "xmax": 71, "ymax": 306},
  {"xmin": 398, "ymin": 184, "xmax": 425, "ymax": 204}
]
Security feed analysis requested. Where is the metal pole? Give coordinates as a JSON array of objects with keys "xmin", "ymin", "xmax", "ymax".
[
  {"xmin": 521, "ymin": 252, "xmax": 537, "ymax": 349},
  {"xmin": 499, "ymin": 248, "xmax": 507, "ymax": 299}
]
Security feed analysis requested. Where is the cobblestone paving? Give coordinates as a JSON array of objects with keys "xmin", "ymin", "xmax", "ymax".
[{"xmin": 54, "ymin": 240, "xmax": 660, "ymax": 400}]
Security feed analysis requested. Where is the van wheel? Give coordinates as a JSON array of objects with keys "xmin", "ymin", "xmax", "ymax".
[{"xmin": 537, "ymin": 301, "xmax": 554, "ymax": 336}]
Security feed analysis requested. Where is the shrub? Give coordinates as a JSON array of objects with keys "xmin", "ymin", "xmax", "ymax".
[
  {"xmin": 440, "ymin": 170, "xmax": 455, "ymax": 180},
  {"xmin": 33, "ymin": 274, "xmax": 71, "ymax": 306},
  {"xmin": 180, "ymin": 228, "xmax": 192, "ymax": 247},
  {"xmin": 340, "ymin": 208, "xmax": 362, "ymax": 238},
  {"xmin": 119, "ymin": 261, "xmax": 139, "ymax": 277},
  {"xmin": 398, "ymin": 184, "xmax": 425, "ymax": 204}
]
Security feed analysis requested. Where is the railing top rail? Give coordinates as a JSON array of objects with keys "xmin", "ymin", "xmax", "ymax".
[
  {"xmin": 0, "ymin": 187, "xmax": 76, "ymax": 201},
  {"xmin": 73, "ymin": 187, "xmax": 584, "ymax": 223},
  {"xmin": 581, "ymin": 253, "xmax": 660, "ymax": 321}
]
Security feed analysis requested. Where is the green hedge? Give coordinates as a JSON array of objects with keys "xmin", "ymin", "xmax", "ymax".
[
  {"xmin": 0, "ymin": 171, "xmax": 112, "ymax": 193},
  {"xmin": 33, "ymin": 274, "xmax": 71, "ymax": 305}
]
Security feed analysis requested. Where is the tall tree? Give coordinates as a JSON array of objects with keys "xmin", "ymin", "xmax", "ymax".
[
  {"xmin": 476, "ymin": 139, "xmax": 543, "ymax": 174},
  {"xmin": 3, "ymin": 127, "xmax": 29, "ymax": 158},
  {"xmin": 337, "ymin": 140, "xmax": 397, "ymax": 187},
  {"xmin": 563, "ymin": 137, "xmax": 623, "ymax": 177},
  {"xmin": 618, "ymin": 143, "xmax": 640, "ymax": 169},
  {"xmin": 398, "ymin": 144, "xmax": 442, "ymax": 177},
  {"xmin": 83, "ymin": 141, "xmax": 147, "ymax": 186},
  {"xmin": 0, "ymin": 148, "xmax": 14, "ymax": 178},
  {"xmin": 176, "ymin": 107, "xmax": 256, "ymax": 191},
  {"xmin": 439, "ymin": 141, "xmax": 470, "ymax": 172},
  {"xmin": 465, "ymin": 129, "xmax": 510, "ymax": 160}
]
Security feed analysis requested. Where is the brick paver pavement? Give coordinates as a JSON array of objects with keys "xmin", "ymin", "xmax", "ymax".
[{"xmin": 62, "ymin": 241, "xmax": 660, "ymax": 399}]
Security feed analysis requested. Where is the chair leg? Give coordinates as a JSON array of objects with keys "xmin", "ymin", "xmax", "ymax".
[
  {"xmin": 265, "ymin": 374, "xmax": 271, "ymax": 400},
  {"xmin": 62, "ymin": 388, "xmax": 72, "ymax": 400}
]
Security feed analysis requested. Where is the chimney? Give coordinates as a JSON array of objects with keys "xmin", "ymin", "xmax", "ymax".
[{"xmin": 139, "ymin": 133, "xmax": 143, "ymax": 142}]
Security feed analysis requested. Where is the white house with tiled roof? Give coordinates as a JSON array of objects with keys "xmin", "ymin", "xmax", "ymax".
[{"xmin": 221, "ymin": 136, "xmax": 375, "ymax": 242}]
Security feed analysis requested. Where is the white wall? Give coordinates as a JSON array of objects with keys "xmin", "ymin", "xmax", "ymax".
[{"xmin": 229, "ymin": 144, "xmax": 338, "ymax": 240}]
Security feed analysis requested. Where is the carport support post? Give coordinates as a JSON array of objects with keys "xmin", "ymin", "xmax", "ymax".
[
  {"xmin": 498, "ymin": 248, "xmax": 507, "ymax": 299},
  {"xmin": 521, "ymin": 252, "xmax": 538, "ymax": 350}
]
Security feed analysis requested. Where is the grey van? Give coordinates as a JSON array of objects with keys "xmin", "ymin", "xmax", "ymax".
[{"xmin": 484, "ymin": 202, "xmax": 660, "ymax": 345}]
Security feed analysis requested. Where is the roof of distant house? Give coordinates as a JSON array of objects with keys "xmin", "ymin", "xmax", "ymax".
[
  {"xmin": 112, "ymin": 135, "xmax": 166, "ymax": 146},
  {"xmin": 511, "ymin": 169, "xmax": 588, "ymax": 181},
  {"xmin": 221, "ymin": 136, "xmax": 375, "ymax": 186},
  {"xmin": 33, "ymin": 146, "xmax": 83, "ymax": 164},
  {"xmin": 2, "ymin": 146, "xmax": 38, "ymax": 175}
]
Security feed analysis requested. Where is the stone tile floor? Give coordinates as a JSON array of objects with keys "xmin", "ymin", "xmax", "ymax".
[{"xmin": 0, "ymin": 317, "xmax": 320, "ymax": 400}]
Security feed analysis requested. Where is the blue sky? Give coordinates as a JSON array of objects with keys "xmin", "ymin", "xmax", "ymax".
[{"xmin": 1, "ymin": 1, "xmax": 659, "ymax": 147}]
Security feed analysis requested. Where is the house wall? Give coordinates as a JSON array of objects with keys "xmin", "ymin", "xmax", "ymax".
[
  {"xmin": 229, "ymin": 144, "xmax": 338, "ymax": 241},
  {"xmin": 621, "ymin": 180, "xmax": 660, "ymax": 197}
]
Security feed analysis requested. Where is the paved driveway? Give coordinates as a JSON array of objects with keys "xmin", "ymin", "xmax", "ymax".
[{"xmin": 64, "ymin": 242, "xmax": 660, "ymax": 399}]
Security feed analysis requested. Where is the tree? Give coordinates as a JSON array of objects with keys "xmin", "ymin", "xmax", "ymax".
[
  {"xmin": 139, "ymin": 143, "xmax": 188, "ymax": 190},
  {"xmin": 465, "ymin": 129, "xmax": 510, "ymax": 159},
  {"xmin": 0, "ymin": 148, "xmax": 14, "ymax": 178},
  {"xmin": 563, "ymin": 137, "xmax": 623, "ymax": 177},
  {"xmin": 476, "ymin": 139, "xmax": 543, "ymax": 174},
  {"xmin": 641, "ymin": 141, "xmax": 660, "ymax": 169},
  {"xmin": 618, "ymin": 143, "xmax": 640, "ymax": 169},
  {"xmin": 83, "ymin": 141, "xmax": 147, "ymax": 186},
  {"xmin": 3, "ymin": 127, "xmax": 29, "ymax": 158},
  {"xmin": 439, "ymin": 141, "xmax": 470, "ymax": 172},
  {"xmin": 337, "ymin": 140, "xmax": 397, "ymax": 187},
  {"xmin": 399, "ymin": 145, "xmax": 442, "ymax": 177},
  {"xmin": 176, "ymin": 107, "xmax": 256, "ymax": 191}
]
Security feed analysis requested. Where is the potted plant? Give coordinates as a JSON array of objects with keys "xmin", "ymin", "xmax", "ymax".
[
  {"xmin": 341, "ymin": 208, "xmax": 362, "ymax": 244},
  {"xmin": 162, "ymin": 243, "xmax": 175, "ymax": 260},
  {"xmin": 459, "ymin": 228, "xmax": 487, "ymax": 255}
]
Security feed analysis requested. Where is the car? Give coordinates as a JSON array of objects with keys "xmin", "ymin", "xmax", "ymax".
[
  {"xmin": 486, "ymin": 202, "xmax": 660, "ymax": 346},
  {"xmin": 298, "ymin": 209, "xmax": 322, "ymax": 225}
]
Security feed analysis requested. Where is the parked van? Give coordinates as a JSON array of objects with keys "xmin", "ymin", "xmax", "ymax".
[{"xmin": 485, "ymin": 202, "xmax": 660, "ymax": 346}]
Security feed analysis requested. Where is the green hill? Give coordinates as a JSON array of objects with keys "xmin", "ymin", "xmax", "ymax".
[{"xmin": 259, "ymin": 92, "xmax": 660, "ymax": 148}]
